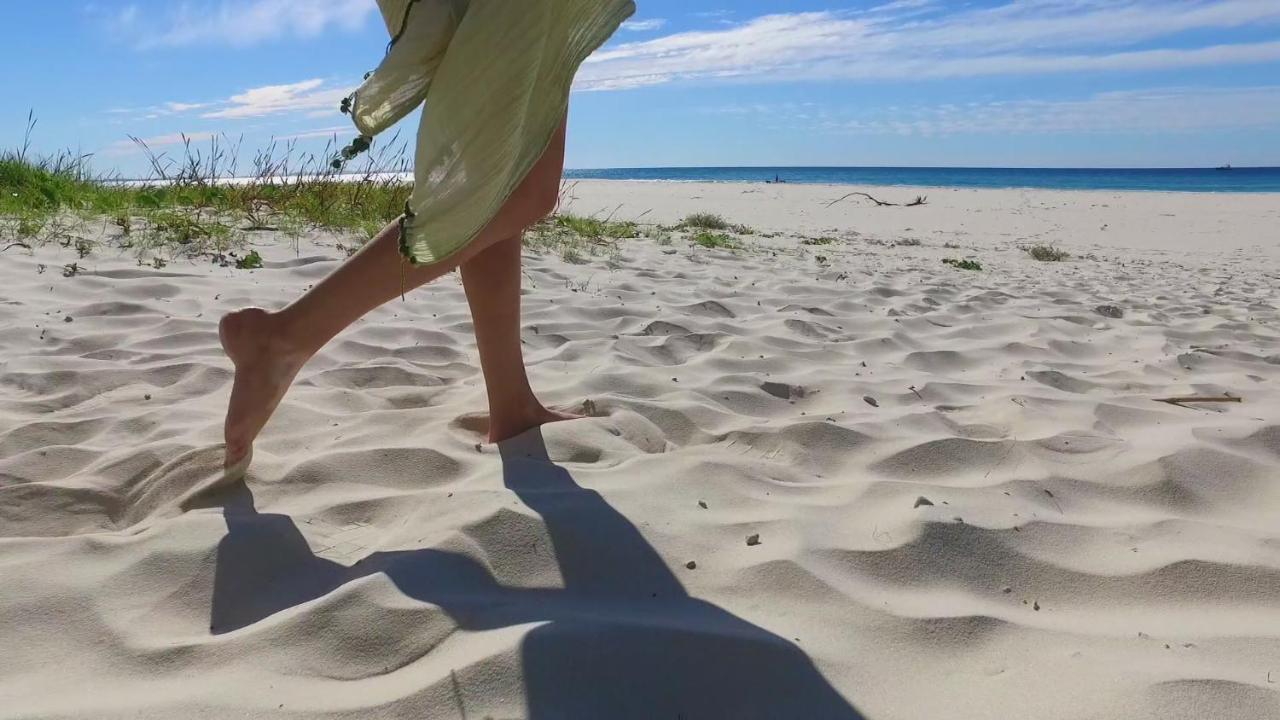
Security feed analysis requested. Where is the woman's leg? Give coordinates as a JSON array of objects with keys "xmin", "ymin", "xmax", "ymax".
[
  {"xmin": 459, "ymin": 235, "xmax": 578, "ymax": 442},
  {"xmin": 221, "ymin": 120, "xmax": 568, "ymax": 466}
]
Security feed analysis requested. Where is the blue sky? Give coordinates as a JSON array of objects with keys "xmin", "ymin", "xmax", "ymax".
[{"xmin": 7, "ymin": 0, "xmax": 1280, "ymax": 175}]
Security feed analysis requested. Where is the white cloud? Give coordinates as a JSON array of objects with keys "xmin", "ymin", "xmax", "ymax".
[
  {"xmin": 101, "ymin": 131, "xmax": 216, "ymax": 157},
  {"xmin": 577, "ymin": 1, "xmax": 1280, "ymax": 90},
  {"xmin": 104, "ymin": 100, "xmax": 213, "ymax": 121},
  {"xmin": 110, "ymin": 79, "xmax": 351, "ymax": 123},
  {"xmin": 861, "ymin": 0, "xmax": 939, "ymax": 18},
  {"xmin": 719, "ymin": 86, "xmax": 1280, "ymax": 137},
  {"xmin": 621, "ymin": 18, "xmax": 668, "ymax": 32},
  {"xmin": 199, "ymin": 79, "xmax": 354, "ymax": 119},
  {"xmin": 276, "ymin": 126, "xmax": 354, "ymax": 140},
  {"xmin": 98, "ymin": 1, "xmax": 1280, "ymax": 153},
  {"xmin": 105, "ymin": 0, "xmax": 376, "ymax": 48},
  {"xmin": 164, "ymin": 102, "xmax": 211, "ymax": 113}
]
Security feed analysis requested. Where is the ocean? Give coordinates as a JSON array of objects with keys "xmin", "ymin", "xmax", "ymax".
[{"xmin": 562, "ymin": 166, "xmax": 1280, "ymax": 193}]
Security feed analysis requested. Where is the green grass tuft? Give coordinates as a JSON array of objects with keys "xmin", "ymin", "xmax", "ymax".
[
  {"xmin": 942, "ymin": 258, "xmax": 983, "ymax": 271},
  {"xmin": 692, "ymin": 231, "xmax": 738, "ymax": 250},
  {"xmin": 682, "ymin": 212, "xmax": 730, "ymax": 231},
  {"xmin": 235, "ymin": 250, "xmax": 264, "ymax": 270},
  {"xmin": 554, "ymin": 213, "xmax": 638, "ymax": 241},
  {"xmin": 561, "ymin": 246, "xmax": 588, "ymax": 264},
  {"xmin": 1028, "ymin": 244, "xmax": 1070, "ymax": 262}
]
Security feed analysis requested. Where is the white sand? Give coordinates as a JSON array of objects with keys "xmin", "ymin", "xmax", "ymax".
[{"xmin": 2, "ymin": 182, "xmax": 1279, "ymax": 719}]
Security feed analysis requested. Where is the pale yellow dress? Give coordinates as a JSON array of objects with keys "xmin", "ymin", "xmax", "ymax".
[{"xmin": 341, "ymin": 0, "xmax": 636, "ymax": 265}]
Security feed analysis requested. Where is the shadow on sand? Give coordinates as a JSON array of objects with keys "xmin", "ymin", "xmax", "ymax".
[{"xmin": 209, "ymin": 430, "xmax": 864, "ymax": 719}]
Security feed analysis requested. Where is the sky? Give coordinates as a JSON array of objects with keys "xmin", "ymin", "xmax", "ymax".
[{"xmin": 6, "ymin": 0, "xmax": 1280, "ymax": 175}]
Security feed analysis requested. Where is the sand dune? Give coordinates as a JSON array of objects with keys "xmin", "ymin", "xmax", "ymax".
[{"xmin": 2, "ymin": 183, "xmax": 1279, "ymax": 718}]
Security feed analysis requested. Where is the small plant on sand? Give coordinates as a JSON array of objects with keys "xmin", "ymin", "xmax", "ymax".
[
  {"xmin": 942, "ymin": 258, "xmax": 982, "ymax": 271},
  {"xmin": 605, "ymin": 247, "xmax": 624, "ymax": 270},
  {"xmin": 643, "ymin": 225, "xmax": 673, "ymax": 246},
  {"xmin": 1028, "ymin": 244, "xmax": 1070, "ymax": 262},
  {"xmin": 692, "ymin": 231, "xmax": 738, "ymax": 250},
  {"xmin": 895, "ymin": 238, "xmax": 923, "ymax": 247},
  {"xmin": 524, "ymin": 210, "xmax": 640, "ymax": 263},
  {"xmin": 682, "ymin": 212, "xmax": 730, "ymax": 231},
  {"xmin": 561, "ymin": 246, "xmax": 587, "ymax": 265},
  {"xmin": 147, "ymin": 210, "xmax": 222, "ymax": 244},
  {"xmin": 522, "ymin": 223, "xmax": 563, "ymax": 253},
  {"xmin": 15, "ymin": 214, "xmax": 45, "ymax": 239},
  {"xmin": 235, "ymin": 250, "xmax": 264, "ymax": 270},
  {"xmin": 555, "ymin": 213, "xmax": 638, "ymax": 241},
  {"xmin": 802, "ymin": 237, "xmax": 838, "ymax": 246}
]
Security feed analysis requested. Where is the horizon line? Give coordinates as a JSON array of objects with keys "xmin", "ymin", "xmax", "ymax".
[{"xmin": 564, "ymin": 164, "xmax": 1280, "ymax": 172}]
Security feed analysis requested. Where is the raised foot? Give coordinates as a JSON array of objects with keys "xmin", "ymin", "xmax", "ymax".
[{"xmin": 220, "ymin": 308, "xmax": 309, "ymax": 469}]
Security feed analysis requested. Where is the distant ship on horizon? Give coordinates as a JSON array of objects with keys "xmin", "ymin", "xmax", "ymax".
[{"xmin": 1216, "ymin": 164, "xmax": 1233, "ymax": 170}]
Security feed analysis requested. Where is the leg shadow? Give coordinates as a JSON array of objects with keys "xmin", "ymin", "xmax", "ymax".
[
  {"xmin": 500, "ymin": 432, "xmax": 864, "ymax": 719},
  {"xmin": 209, "ymin": 431, "xmax": 864, "ymax": 718}
]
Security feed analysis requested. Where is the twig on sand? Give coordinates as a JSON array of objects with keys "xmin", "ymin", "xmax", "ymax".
[
  {"xmin": 826, "ymin": 192, "xmax": 928, "ymax": 208},
  {"xmin": 1042, "ymin": 488, "xmax": 1063, "ymax": 514},
  {"xmin": 3, "ymin": 241, "xmax": 33, "ymax": 252},
  {"xmin": 985, "ymin": 437, "xmax": 1018, "ymax": 479},
  {"xmin": 1154, "ymin": 396, "xmax": 1242, "ymax": 408}
]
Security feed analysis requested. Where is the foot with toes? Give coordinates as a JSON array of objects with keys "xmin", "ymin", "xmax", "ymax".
[{"xmin": 220, "ymin": 308, "xmax": 310, "ymax": 469}]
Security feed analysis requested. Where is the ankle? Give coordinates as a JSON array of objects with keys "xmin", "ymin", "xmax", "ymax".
[
  {"xmin": 489, "ymin": 391, "xmax": 551, "ymax": 424},
  {"xmin": 488, "ymin": 395, "xmax": 544, "ymax": 424},
  {"xmin": 271, "ymin": 309, "xmax": 321, "ymax": 361}
]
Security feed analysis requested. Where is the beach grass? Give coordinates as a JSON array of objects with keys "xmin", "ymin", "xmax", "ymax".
[
  {"xmin": 2, "ymin": 120, "xmax": 413, "ymax": 258},
  {"xmin": 1028, "ymin": 244, "xmax": 1070, "ymax": 262},
  {"xmin": 554, "ymin": 213, "xmax": 639, "ymax": 241},
  {"xmin": 4, "ymin": 122, "xmax": 674, "ymax": 266},
  {"xmin": 692, "ymin": 231, "xmax": 739, "ymax": 250},
  {"xmin": 683, "ymin": 212, "xmax": 730, "ymax": 230},
  {"xmin": 682, "ymin": 212, "xmax": 753, "ymax": 235},
  {"xmin": 6, "ymin": 120, "xmax": 777, "ymax": 269},
  {"xmin": 942, "ymin": 258, "xmax": 983, "ymax": 271}
]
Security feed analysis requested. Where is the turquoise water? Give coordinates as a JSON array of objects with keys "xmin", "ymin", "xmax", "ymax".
[{"xmin": 563, "ymin": 166, "xmax": 1280, "ymax": 193}]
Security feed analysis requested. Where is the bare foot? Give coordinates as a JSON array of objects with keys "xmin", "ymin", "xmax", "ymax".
[
  {"xmin": 219, "ymin": 308, "xmax": 310, "ymax": 468},
  {"xmin": 488, "ymin": 404, "xmax": 582, "ymax": 444}
]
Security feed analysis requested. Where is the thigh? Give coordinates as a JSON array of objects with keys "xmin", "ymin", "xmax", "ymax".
[{"xmin": 446, "ymin": 116, "xmax": 569, "ymax": 269}]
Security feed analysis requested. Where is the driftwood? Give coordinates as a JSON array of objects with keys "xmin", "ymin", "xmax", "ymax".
[
  {"xmin": 1154, "ymin": 396, "xmax": 1242, "ymax": 408},
  {"xmin": 826, "ymin": 192, "xmax": 928, "ymax": 208}
]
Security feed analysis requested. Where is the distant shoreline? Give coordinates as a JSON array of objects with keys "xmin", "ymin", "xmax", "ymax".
[
  {"xmin": 563, "ymin": 166, "xmax": 1280, "ymax": 193},
  {"xmin": 563, "ymin": 180, "xmax": 1280, "ymax": 255},
  {"xmin": 101, "ymin": 168, "xmax": 1280, "ymax": 194},
  {"xmin": 565, "ymin": 177, "xmax": 1280, "ymax": 196}
]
